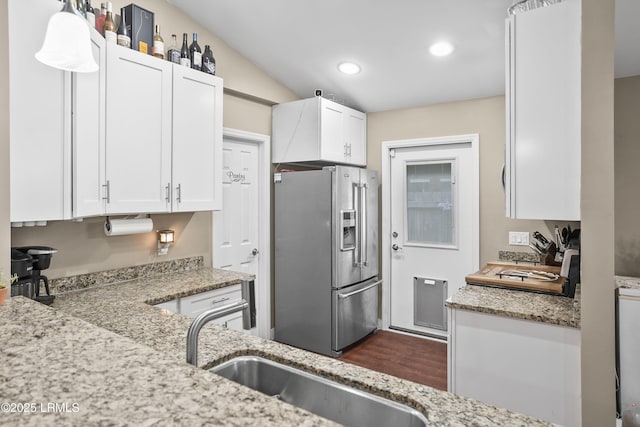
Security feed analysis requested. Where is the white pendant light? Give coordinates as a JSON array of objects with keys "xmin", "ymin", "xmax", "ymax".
[{"xmin": 35, "ymin": 0, "xmax": 98, "ymax": 73}]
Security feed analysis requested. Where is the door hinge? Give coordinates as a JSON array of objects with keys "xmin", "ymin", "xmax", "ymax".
[{"xmin": 390, "ymin": 149, "xmax": 396, "ymax": 158}]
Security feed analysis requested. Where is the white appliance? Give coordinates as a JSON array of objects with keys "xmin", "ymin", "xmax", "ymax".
[
  {"xmin": 617, "ymin": 286, "xmax": 640, "ymax": 418},
  {"xmin": 274, "ymin": 166, "xmax": 380, "ymax": 357}
]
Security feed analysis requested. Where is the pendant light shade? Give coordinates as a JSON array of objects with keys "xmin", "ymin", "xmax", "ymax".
[{"xmin": 35, "ymin": 0, "xmax": 98, "ymax": 73}]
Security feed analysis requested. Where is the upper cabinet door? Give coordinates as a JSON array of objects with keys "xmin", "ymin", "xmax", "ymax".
[
  {"xmin": 319, "ymin": 99, "xmax": 347, "ymax": 162},
  {"xmin": 104, "ymin": 44, "xmax": 172, "ymax": 214},
  {"xmin": 344, "ymin": 109, "xmax": 367, "ymax": 166},
  {"xmin": 9, "ymin": 0, "xmax": 72, "ymax": 223},
  {"xmin": 171, "ymin": 66, "xmax": 223, "ymax": 211},
  {"xmin": 505, "ymin": 0, "xmax": 581, "ymax": 220},
  {"xmin": 73, "ymin": 27, "xmax": 106, "ymax": 218}
]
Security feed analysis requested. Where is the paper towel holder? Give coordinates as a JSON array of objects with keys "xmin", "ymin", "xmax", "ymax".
[
  {"xmin": 157, "ymin": 230, "xmax": 175, "ymax": 256},
  {"xmin": 104, "ymin": 215, "xmax": 154, "ymax": 237}
]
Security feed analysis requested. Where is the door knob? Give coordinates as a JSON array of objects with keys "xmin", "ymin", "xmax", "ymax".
[
  {"xmin": 251, "ymin": 248, "xmax": 259, "ymax": 256},
  {"xmin": 392, "ymin": 244, "xmax": 403, "ymax": 251}
]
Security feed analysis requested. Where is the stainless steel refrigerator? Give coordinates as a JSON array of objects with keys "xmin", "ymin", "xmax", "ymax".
[{"xmin": 275, "ymin": 166, "xmax": 380, "ymax": 357}]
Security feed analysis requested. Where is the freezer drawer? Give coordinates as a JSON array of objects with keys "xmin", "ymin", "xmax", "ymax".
[{"xmin": 333, "ymin": 278, "xmax": 381, "ymax": 352}]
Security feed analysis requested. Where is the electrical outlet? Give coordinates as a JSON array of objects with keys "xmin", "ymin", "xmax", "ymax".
[{"xmin": 509, "ymin": 231, "xmax": 530, "ymax": 246}]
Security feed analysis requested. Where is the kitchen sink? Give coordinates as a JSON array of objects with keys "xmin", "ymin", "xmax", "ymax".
[{"xmin": 210, "ymin": 356, "xmax": 427, "ymax": 427}]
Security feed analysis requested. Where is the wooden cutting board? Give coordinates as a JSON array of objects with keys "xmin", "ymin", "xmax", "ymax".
[{"xmin": 465, "ymin": 262, "xmax": 565, "ymax": 294}]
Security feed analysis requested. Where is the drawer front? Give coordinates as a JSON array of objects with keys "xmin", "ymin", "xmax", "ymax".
[{"xmin": 180, "ymin": 284, "xmax": 241, "ymax": 318}]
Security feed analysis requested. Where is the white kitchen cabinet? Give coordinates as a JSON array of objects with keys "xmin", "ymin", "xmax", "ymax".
[
  {"xmin": 155, "ymin": 285, "xmax": 248, "ymax": 333},
  {"xmin": 505, "ymin": 0, "xmax": 581, "ymax": 220},
  {"xmin": 10, "ymin": 3, "xmax": 223, "ymax": 222},
  {"xmin": 73, "ymin": 27, "xmax": 106, "ymax": 218},
  {"xmin": 104, "ymin": 43, "xmax": 172, "ymax": 215},
  {"xmin": 448, "ymin": 308, "xmax": 581, "ymax": 426},
  {"xmin": 180, "ymin": 285, "xmax": 242, "ymax": 319},
  {"xmin": 171, "ymin": 65, "xmax": 224, "ymax": 212},
  {"xmin": 272, "ymin": 97, "xmax": 367, "ymax": 166},
  {"xmin": 9, "ymin": 0, "xmax": 72, "ymax": 223}
]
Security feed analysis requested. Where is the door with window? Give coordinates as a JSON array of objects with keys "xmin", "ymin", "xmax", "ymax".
[{"xmin": 388, "ymin": 140, "xmax": 478, "ymax": 338}]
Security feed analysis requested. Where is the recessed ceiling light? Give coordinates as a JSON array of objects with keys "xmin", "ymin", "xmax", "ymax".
[
  {"xmin": 338, "ymin": 62, "xmax": 361, "ymax": 75},
  {"xmin": 429, "ymin": 41, "xmax": 455, "ymax": 57}
]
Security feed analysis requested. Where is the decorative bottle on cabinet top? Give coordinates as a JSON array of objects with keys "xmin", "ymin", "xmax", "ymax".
[
  {"xmin": 189, "ymin": 32, "xmax": 202, "ymax": 71},
  {"xmin": 117, "ymin": 7, "xmax": 131, "ymax": 48},
  {"xmin": 202, "ymin": 45, "xmax": 216, "ymax": 75},
  {"xmin": 103, "ymin": 2, "xmax": 117, "ymax": 44},
  {"xmin": 85, "ymin": 0, "xmax": 95, "ymax": 27},
  {"xmin": 167, "ymin": 34, "xmax": 180, "ymax": 64},
  {"xmin": 153, "ymin": 25, "xmax": 164, "ymax": 59},
  {"xmin": 179, "ymin": 33, "xmax": 190, "ymax": 68},
  {"xmin": 95, "ymin": 2, "xmax": 106, "ymax": 35}
]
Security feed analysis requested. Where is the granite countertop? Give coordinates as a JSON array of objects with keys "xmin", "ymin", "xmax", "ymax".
[
  {"xmin": 446, "ymin": 284, "xmax": 581, "ymax": 329},
  {"xmin": 616, "ymin": 275, "xmax": 640, "ymax": 290},
  {"xmin": 1, "ymin": 266, "xmax": 553, "ymax": 426}
]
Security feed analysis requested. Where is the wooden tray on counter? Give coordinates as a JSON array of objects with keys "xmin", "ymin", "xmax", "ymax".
[{"xmin": 465, "ymin": 262, "xmax": 565, "ymax": 294}]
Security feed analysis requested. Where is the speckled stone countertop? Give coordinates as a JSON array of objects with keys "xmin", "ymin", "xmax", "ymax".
[
  {"xmin": 0, "ymin": 297, "xmax": 331, "ymax": 426},
  {"xmin": 446, "ymin": 284, "xmax": 581, "ymax": 328},
  {"xmin": 1, "ymin": 266, "xmax": 553, "ymax": 426},
  {"xmin": 616, "ymin": 275, "xmax": 640, "ymax": 290}
]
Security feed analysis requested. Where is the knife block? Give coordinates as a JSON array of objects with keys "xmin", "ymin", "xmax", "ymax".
[{"xmin": 542, "ymin": 242, "xmax": 562, "ymax": 266}]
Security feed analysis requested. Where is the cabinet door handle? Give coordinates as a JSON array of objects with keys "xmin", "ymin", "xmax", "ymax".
[
  {"xmin": 176, "ymin": 184, "xmax": 182, "ymax": 203},
  {"xmin": 165, "ymin": 183, "xmax": 171, "ymax": 203},
  {"xmin": 102, "ymin": 180, "xmax": 110, "ymax": 203},
  {"xmin": 211, "ymin": 297, "xmax": 231, "ymax": 305},
  {"xmin": 348, "ymin": 143, "xmax": 352, "ymax": 157}
]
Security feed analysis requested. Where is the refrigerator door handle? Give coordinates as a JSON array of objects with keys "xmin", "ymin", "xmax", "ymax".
[
  {"xmin": 360, "ymin": 182, "xmax": 368, "ymax": 267},
  {"xmin": 352, "ymin": 182, "xmax": 361, "ymax": 267},
  {"xmin": 338, "ymin": 280, "xmax": 382, "ymax": 299}
]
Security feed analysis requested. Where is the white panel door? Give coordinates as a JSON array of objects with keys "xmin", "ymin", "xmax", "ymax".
[
  {"xmin": 172, "ymin": 66, "xmax": 223, "ymax": 212},
  {"xmin": 389, "ymin": 142, "xmax": 477, "ymax": 338},
  {"xmin": 214, "ymin": 137, "xmax": 260, "ymax": 335},
  {"xmin": 214, "ymin": 139, "xmax": 259, "ymax": 273},
  {"xmin": 104, "ymin": 44, "xmax": 172, "ymax": 214}
]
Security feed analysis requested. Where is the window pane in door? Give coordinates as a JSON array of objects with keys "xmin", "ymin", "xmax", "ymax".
[{"xmin": 406, "ymin": 162, "xmax": 454, "ymax": 245}]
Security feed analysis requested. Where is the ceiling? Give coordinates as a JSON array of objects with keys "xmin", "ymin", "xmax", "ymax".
[{"xmin": 168, "ymin": 0, "xmax": 640, "ymax": 113}]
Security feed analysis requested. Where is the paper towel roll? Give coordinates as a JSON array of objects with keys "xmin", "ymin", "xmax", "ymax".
[{"xmin": 104, "ymin": 218, "xmax": 154, "ymax": 236}]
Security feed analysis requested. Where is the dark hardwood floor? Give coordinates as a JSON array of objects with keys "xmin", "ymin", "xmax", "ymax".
[{"xmin": 339, "ymin": 330, "xmax": 447, "ymax": 391}]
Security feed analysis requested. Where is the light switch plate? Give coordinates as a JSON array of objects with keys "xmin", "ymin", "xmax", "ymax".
[{"xmin": 509, "ymin": 231, "xmax": 530, "ymax": 246}]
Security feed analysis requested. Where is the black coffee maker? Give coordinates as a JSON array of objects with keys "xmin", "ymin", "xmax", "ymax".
[{"xmin": 10, "ymin": 246, "xmax": 58, "ymax": 305}]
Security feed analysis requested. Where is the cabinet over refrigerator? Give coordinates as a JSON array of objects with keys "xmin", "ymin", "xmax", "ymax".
[{"xmin": 275, "ymin": 166, "xmax": 379, "ymax": 357}]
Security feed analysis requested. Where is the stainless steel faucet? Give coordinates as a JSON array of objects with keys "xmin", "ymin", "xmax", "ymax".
[{"xmin": 186, "ymin": 278, "xmax": 256, "ymax": 366}]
